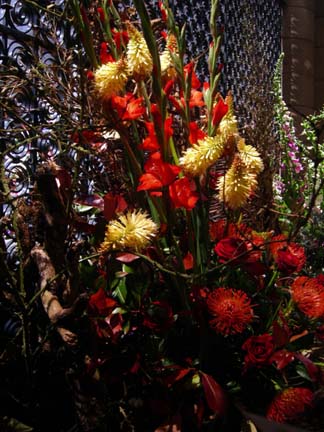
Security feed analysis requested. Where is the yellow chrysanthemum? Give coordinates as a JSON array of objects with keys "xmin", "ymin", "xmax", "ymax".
[
  {"xmin": 217, "ymin": 154, "xmax": 257, "ymax": 209},
  {"xmin": 126, "ymin": 25, "xmax": 153, "ymax": 80},
  {"xmin": 160, "ymin": 34, "xmax": 178, "ymax": 80},
  {"xmin": 179, "ymin": 135, "xmax": 226, "ymax": 177},
  {"xmin": 94, "ymin": 59, "xmax": 128, "ymax": 99},
  {"xmin": 237, "ymin": 138, "xmax": 264, "ymax": 174},
  {"xmin": 99, "ymin": 210, "xmax": 158, "ymax": 253}
]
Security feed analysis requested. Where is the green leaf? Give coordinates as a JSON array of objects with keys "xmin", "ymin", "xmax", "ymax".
[
  {"xmin": 2, "ymin": 417, "xmax": 34, "ymax": 431},
  {"xmin": 113, "ymin": 277, "xmax": 127, "ymax": 304}
]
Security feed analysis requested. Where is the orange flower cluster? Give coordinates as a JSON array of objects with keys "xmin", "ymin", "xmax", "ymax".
[
  {"xmin": 291, "ymin": 276, "xmax": 324, "ymax": 319},
  {"xmin": 267, "ymin": 387, "xmax": 313, "ymax": 423},
  {"xmin": 207, "ymin": 287, "xmax": 254, "ymax": 335}
]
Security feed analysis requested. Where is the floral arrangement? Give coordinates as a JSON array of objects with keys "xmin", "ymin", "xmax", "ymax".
[{"xmin": 2, "ymin": 1, "xmax": 324, "ymax": 431}]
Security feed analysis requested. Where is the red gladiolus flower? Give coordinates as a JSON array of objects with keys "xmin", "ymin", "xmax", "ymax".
[
  {"xmin": 188, "ymin": 89, "xmax": 205, "ymax": 108},
  {"xmin": 212, "ymin": 97, "xmax": 228, "ymax": 127},
  {"xmin": 242, "ymin": 334, "xmax": 274, "ymax": 369},
  {"xmin": 88, "ymin": 287, "xmax": 117, "ymax": 317},
  {"xmin": 151, "ymin": 103, "xmax": 162, "ymax": 127},
  {"xmin": 137, "ymin": 152, "xmax": 181, "ymax": 193},
  {"xmin": 164, "ymin": 116, "xmax": 174, "ymax": 142},
  {"xmin": 214, "ymin": 237, "xmax": 248, "ymax": 264},
  {"xmin": 207, "ymin": 288, "xmax": 254, "ymax": 335},
  {"xmin": 291, "ymin": 276, "xmax": 324, "ymax": 318},
  {"xmin": 266, "ymin": 388, "xmax": 313, "ymax": 423},
  {"xmin": 189, "ymin": 122, "xmax": 207, "ymax": 144},
  {"xmin": 159, "ymin": 0, "xmax": 168, "ymax": 21},
  {"xmin": 86, "ymin": 70, "xmax": 94, "ymax": 80},
  {"xmin": 140, "ymin": 122, "xmax": 159, "ymax": 151},
  {"xmin": 169, "ymin": 177, "xmax": 199, "ymax": 210},
  {"xmin": 112, "ymin": 28, "xmax": 129, "ymax": 50},
  {"xmin": 110, "ymin": 93, "xmax": 145, "ymax": 121},
  {"xmin": 97, "ymin": 7, "xmax": 105, "ymax": 22},
  {"xmin": 184, "ymin": 62, "xmax": 201, "ymax": 89},
  {"xmin": 100, "ymin": 42, "xmax": 114, "ymax": 64}
]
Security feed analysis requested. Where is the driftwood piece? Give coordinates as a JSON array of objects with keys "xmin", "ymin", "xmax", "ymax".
[{"xmin": 31, "ymin": 245, "xmax": 78, "ymax": 346}]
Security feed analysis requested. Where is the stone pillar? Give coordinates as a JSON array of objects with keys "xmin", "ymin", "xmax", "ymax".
[
  {"xmin": 282, "ymin": 0, "xmax": 315, "ymax": 121},
  {"xmin": 315, "ymin": 0, "xmax": 324, "ymax": 110}
]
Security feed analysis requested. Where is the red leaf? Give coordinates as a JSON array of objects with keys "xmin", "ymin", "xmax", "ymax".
[
  {"xmin": 163, "ymin": 367, "xmax": 192, "ymax": 388},
  {"xmin": 115, "ymin": 253, "xmax": 140, "ymax": 263},
  {"xmin": 200, "ymin": 372, "xmax": 227, "ymax": 417},
  {"xmin": 295, "ymin": 353, "xmax": 320, "ymax": 382},
  {"xmin": 76, "ymin": 194, "xmax": 104, "ymax": 209}
]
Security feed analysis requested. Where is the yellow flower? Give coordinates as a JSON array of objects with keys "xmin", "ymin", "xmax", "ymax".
[
  {"xmin": 127, "ymin": 25, "xmax": 153, "ymax": 80},
  {"xmin": 179, "ymin": 135, "xmax": 226, "ymax": 177},
  {"xmin": 160, "ymin": 34, "xmax": 178, "ymax": 80},
  {"xmin": 218, "ymin": 109, "xmax": 238, "ymax": 141},
  {"xmin": 237, "ymin": 138, "xmax": 264, "ymax": 174},
  {"xmin": 217, "ymin": 154, "xmax": 257, "ymax": 209},
  {"xmin": 94, "ymin": 58, "xmax": 128, "ymax": 99},
  {"xmin": 99, "ymin": 210, "xmax": 158, "ymax": 253}
]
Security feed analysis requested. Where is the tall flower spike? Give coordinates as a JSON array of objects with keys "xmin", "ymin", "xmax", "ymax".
[
  {"xmin": 179, "ymin": 135, "xmax": 226, "ymax": 177},
  {"xmin": 218, "ymin": 95, "xmax": 238, "ymax": 140},
  {"xmin": 160, "ymin": 34, "xmax": 178, "ymax": 80},
  {"xmin": 94, "ymin": 59, "xmax": 128, "ymax": 100},
  {"xmin": 99, "ymin": 210, "xmax": 158, "ymax": 253},
  {"xmin": 237, "ymin": 138, "xmax": 264, "ymax": 174},
  {"xmin": 126, "ymin": 25, "xmax": 153, "ymax": 81},
  {"xmin": 217, "ymin": 154, "xmax": 258, "ymax": 209}
]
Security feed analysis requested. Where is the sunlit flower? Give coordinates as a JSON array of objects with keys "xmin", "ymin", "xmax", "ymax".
[
  {"xmin": 94, "ymin": 58, "xmax": 128, "ymax": 99},
  {"xmin": 137, "ymin": 151, "xmax": 181, "ymax": 193},
  {"xmin": 212, "ymin": 96, "xmax": 228, "ymax": 127},
  {"xmin": 237, "ymin": 138, "xmax": 264, "ymax": 174},
  {"xmin": 184, "ymin": 62, "xmax": 201, "ymax": 89},
  {"xmin": 126, "ymin": 25, "xmax": 153, "ymax": 80},
  {"xmin": 218, "ymin": 103, "xmax": 238, "ymax": 140},
  {"xmin": 291, "ymin": 276, "xmax": 324, "ymax": 318},
  {"xmin": 110, "ymin": 93, "xmax": 145, "ymax": 120},
  {"xmin": 267, "ymin": 388, "xmax": 313, "ymax": 423},
  {"xmin": 179, "ymin": 135, "xmax": 225, "ymax": 177},
  {"xmin": 99, "ymin": 210, "xmax": 158, "ymax": 253},
  {"xmin": 188, "ymin": 122, "xmax": 207, "ymax": 144},
  {"xmin": 160, "ymin": 33, "xmax": 178, "ymax": 80},
  {"xmin": 169, "ymin": 177, "xmax": 199, "ymax": 210},
  {"xmin": 217, "ymin": 154, "xmax": 257, "ymax": 209},
  {"xmin": 207, "ymin": 287, "xmax": 254, "ymax": 335}
]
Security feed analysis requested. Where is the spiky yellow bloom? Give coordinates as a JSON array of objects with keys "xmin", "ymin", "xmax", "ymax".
[
  {"xmin": 160, "ymin": 34, "xmax": 178, "ymax": 80},
  {"xmin": 218, "ymin": 109, "xmax": 238, "ymax": 141},
  {"xmin": 217, "ymin": 154, "xmax": 257, "ymax": 209},
  {"xmin": 126, "ymin": 25, "xmax": 153, "ymax": 80},
  {"xmin": 99, "ymin": 210, "xmax": 158, "ymax": 253},
  {"xmin": 237, "ymin": 138, "xmax": 264, "ymax": 174},
  {"xmin": 179, "ymin": 135, "xmax": 226, "ymax": 177},
  {"xmin": 94, "ymin": 59, "xmax": 128, "ymax": 99}
]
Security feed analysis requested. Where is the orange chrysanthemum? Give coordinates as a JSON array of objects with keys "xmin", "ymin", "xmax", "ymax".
[
  {"xmin": 291, "ymin": 276, "xmax": 324, "ymax": 319},
  {"xmin": 267, "ymin": 387, "xmax": 313, "ymax": 423},
  {"xmin": 207, "ymin": 288, "xmax": 254, "ymax": 335}
]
